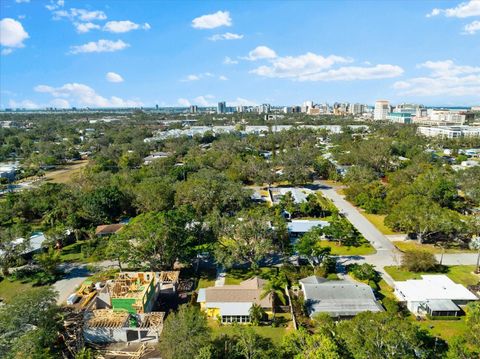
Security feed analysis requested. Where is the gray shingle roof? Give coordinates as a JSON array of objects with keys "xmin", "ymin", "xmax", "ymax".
[{"xmin": 300, "ymin": 279, "xmax": 383, "ymax": 317}]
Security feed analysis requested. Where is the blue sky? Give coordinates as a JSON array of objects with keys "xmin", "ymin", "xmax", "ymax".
[{"xmin": 0, "ymin": 0, "xmax": 479, "ymax": 108}]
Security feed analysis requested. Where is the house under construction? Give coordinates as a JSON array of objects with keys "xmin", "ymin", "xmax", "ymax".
[{"xmin": 84, "ymin": 271, "xmax": 179, "ymax": 344}]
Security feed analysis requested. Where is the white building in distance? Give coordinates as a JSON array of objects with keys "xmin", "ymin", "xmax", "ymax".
[
  {"xmin": 374, "ymin": 100, "xmax": 390, "ymax": 120},
  {"xmin": 418, "ymin": 126, "xmax": 480, "ymax": 138}
]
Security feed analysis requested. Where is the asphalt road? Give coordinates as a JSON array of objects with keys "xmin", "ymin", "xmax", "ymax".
[{"xmin": 315, "ymin": 181, "xmax": 480, "ymax": 285}]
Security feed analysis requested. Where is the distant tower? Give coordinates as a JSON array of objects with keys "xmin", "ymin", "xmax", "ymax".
[
  {"xmin": 217, "ymin": 101, "xmax": 226, "ymax": 114},
  {"xmin": 374, "ymin": 100, "xmax": 390, "ymax": 120}
]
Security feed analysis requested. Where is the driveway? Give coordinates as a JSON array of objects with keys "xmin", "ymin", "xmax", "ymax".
[{"xmin": 53, "ymin": 260, "xmax": 117, "ymax": 304}]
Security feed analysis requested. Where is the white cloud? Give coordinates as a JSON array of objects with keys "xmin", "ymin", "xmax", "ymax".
[
  {"xmin": 74, "ymin": 22, "xmax": 100, "ymax": 33},
  {"xmin": 177, "ymin": 98, "xmax": 191, "ymax": 107},
  {"xmin": 208, "ymin": 32, "xmax": 243, "ymax": 41},
  {"xmin": 250, "ymin": 52, "xmax": 350, "ymax": 78},
  {"xmin": 142, "ymin": 23, "xmax": 151, "ymax": 30},
  {"xmin": 427, "ymin": 0, "xmax": 480, "ymax": 18},
  {"xmin": 182, "ymin": 74, "xmax": 200, "ymax": 82},
  {"xmin": 69, "ymin": 39, "xmax": 129, "ymax": 54},
  {"xmin": 393, "ymin": 60, "xmax": 480, "ymax": 97},
  {"xmin": 229, "ymin": 97, "xmax": 257, "ymax": 106},
  {"xmin": 34, "ymin": 82, "xmax": 143, "ymax": 107},
  {"xmin": 50, "ymin": 98, "xmax": 70, "ymax": 108},
  {"xmin": 298, "ymin": 64, "xmax": 404, "ymax": 81},
  {"xmin": 106, "ymin": 72, "xmax": 124, "ymax": 83},
  {"xmin": 103, "ymin": 20, "xmax": 140, "ymax": 33},
  {"xmin": 464, "ymin": 20, "xmax": 480, "ymax": 34},
  {"xmin": 219, "ymin": 75, "xmax": 228, "ymax": 81},
  {"xmin": 181, "ymin": 72, "xmax": 215, "ymax": 81},
  {"xmin": 193, "ymin": 95, "xmax": 215, "ymax": 106},
  {"xmin": 223, "ymin": 56, "xmax": 238, "ymax": 65},
  {"xmin": 0, "ymin": 18, "xmax": 29, "ymax": 53},
  {"xmin": 192, "ymin": 10, "xmax": 232, "ymax": 29},
  {"xmin": 69, "ymin": 8, "xmax": 107, "ymax": 21},
  {"xmin": 45, "ymin": 0, "xmax": 64, "ymax": 11},
  {"xmin": 243, "ymin": 46, "xmax": 277, "ymax": 61},
  {"xmin": 8, "ymin": 99, "xmax": 39, "ymax": 109},
  {"xmin": 249, "ymin": 50, "xmax": 403, "ymax": 82},
  {"xmin": 15, "ymin": 0, "xmax": 30, "ymax": 3}
]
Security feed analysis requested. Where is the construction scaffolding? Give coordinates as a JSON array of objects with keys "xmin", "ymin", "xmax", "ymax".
[
  {"xmin": 159, "ymin": 271, "xmax": 180, "ymax": 284},
  {"xmin": 86, "ymin": 309, "xmax": 129, "ymax": 328}
]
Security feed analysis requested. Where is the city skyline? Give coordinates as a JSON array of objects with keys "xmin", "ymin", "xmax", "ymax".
[{"xmin": 1, "ymin": 0, "xmax": 480, "ymax": 109}]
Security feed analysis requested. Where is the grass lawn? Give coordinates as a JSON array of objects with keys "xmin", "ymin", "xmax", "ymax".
[
  {"xmin": 384, "ymin": 265, "xmax": 479, "ymax": 286},
  {"xmin": 416, "ymin": 317, "xmax": 468, "ymax": 342},
  {"xmin": 326, "ymin": 242, "xmax": 376, "ymax": 256},
  {"xmin": 362, "ymin": 212, "xmax": 398, "ymax": 235},
  {"xmin": 373, "ymin": 280, "xmax": 469, "ymax": 342},
  {"xmin": 197, "ymin": 268, "xmax": 217, "ymax": 289},
  {"xmin": 377, "ymin": 279, "xmax": 396, "ymax": 301},
  {"xmin": 43, "ymin": 160, "xmax": 88, "ymax": 184},
  {"xmin": 60, "ymin": 242, "xmax": 99, "ymax": 263},
  {"xmin": 394, "ymin": 241, "xmax": 475, "ymax": 254},
  {"xmin": 225, "ymin": 267, "xmax": 279, "ymax": 285},
  {"xmin": 0, "ymin": 279, "xmax": 35, "ymax": 303},
  {"xmin": 209, "ymin": 319, "xmax": 290, "ymax": 344}
]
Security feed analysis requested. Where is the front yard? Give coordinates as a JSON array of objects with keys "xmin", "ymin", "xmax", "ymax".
[
  {"xmin": 393, "ymin": 241, "xmax": 476, "ymax": 254},
  {"xmin": 326, "ymin": 242, "xmax": 376, "ymax": 256},
  {"xmin": 0, "ymin": 279, "xmax": 36, "ymax": 303},
  {"xmin": 384, "ymin": 265, "xmax": 479, "ymax": 286},
  {"xmin": 361, "ymin": 212, "xmax": 399, "ymax": 235}
]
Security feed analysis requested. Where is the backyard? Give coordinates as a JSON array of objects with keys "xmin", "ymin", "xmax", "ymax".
[{"xmin": 208, "ymin": 315, "xmax": 292, "ymax": 345}]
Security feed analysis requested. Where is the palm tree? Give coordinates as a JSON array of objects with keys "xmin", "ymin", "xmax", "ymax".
[
  {"xmin": 260, "ymin": 275, "xmax": 287, "ymax": 319},
  {"xmin": 249, "ymin": 303, "xmax": 266, "ymax": 325}
]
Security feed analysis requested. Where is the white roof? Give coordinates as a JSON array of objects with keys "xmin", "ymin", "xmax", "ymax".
[
  {"xmin": 394, "ymin": 275, "xmax": 478, "ymax": 302},
  {"xmin": 0, "ymin": 232, "xmax": 46, "ymax": 256},
  {"xmin": 205, "ymin": 302, "xmax": 253, "ymax": 316},
  {"xmin": 288, "ymin": 220, "xmax": 329, "ymax": 233}
]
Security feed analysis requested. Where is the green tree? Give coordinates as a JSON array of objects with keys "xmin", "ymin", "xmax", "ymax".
[
  {"xmin": 0, "ymin": 228, "xmax": 28, "ymax": 277},
  {"xmin": 294, "ymin": 227, "xmax": 331, "ymax": 268},
  {"xmin": 159, "ymin": 305, "xmax": 211, "ymax": 359},
  {"xmin": 133, "ymin": 178, "xmax": 175, "ymax": 212},
  {"xmin": 34, "ymin": 248, "xmax": 61, "ymax": 278},
  {"xmin": 119, "ymin": 209, "xmax": 195, "ymax": 270},
  {"xmin": 385, "ymin": 195, "xmax": 464, "ymax": 244},
  {"xmin": 260, "ymin": 275, "xmax": 287, "ymax": 318},
  {"xmin": 215, "ymin": 209, "xmax": 275, "ymax": 269},
  {"xmin": 401, "ymin": 250, "xmax": 438, "ymax": 272},
  {"xmin": 322, "ymin": 214, "xmax": 362, "ymax": 247},
  {"xmin": 0, "ymin": 287, "xmax": 61, "ymax": 358},
  {"xmin": 82, "ymin": 186, "xmax": 128, "ymax": 225},
  {"xmin": 337, "ymin": 311, "xmax": 442, "ymax": 359},
  {"xmin": 249, "ymin": 303, "xmax": 266, "ymax": 325},
  {"xmin": 234, "ymin": 326, "xmax": 277, "ymax": 359}
]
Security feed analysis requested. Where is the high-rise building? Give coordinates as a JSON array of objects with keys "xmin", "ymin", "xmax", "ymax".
[
  {"xmin": 374, "ymin": 100, "xmax": 390, "ymax": 120},
  {"xmin": 257, "ymin": 104, "xmax": 271, "ymax": 114},
  {"xmin": 236, "ymin": 105, "xmax": 244, "ymax": 113},
  {"xmin": 349, "ymin": 103, "xmax": 365, "ymax": 115},
  {"xmin": 217, "ymin": 101, "xmax": 226, "ymax": 114},
  {"xmin": 190, "ymin": 105, "xmax": 198, "ymax": 114}
]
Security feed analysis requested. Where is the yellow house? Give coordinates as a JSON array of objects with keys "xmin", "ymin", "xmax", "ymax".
[{"xmin": 197, "ymin": 277, "xmax": 273, "ymax": 323}]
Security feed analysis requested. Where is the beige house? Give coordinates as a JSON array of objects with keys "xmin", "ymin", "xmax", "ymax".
[{"xmin": 197, "ymin": 277, "xmax": 273, "ymax": 323}]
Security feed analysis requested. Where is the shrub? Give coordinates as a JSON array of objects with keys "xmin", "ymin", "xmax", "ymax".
[
  {"xmin": 401, "ymin": 250, "xmax": 438, "ymax": 272},
  {"xmin": 347, "ymin": 263, "xmax": 381, "ymax": 283},
  {"xmin": 382, "ymin": 297, "xmax": 400, "ymax": 313}
]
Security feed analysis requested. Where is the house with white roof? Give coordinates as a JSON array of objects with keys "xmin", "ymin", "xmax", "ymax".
[
  {"xmin": 287, "ymin": 220, "xmax": 329, "ymax": 240},
  {"xmin": 393, "ymin": 275, "xmax": 478, "ymax": 317}
]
